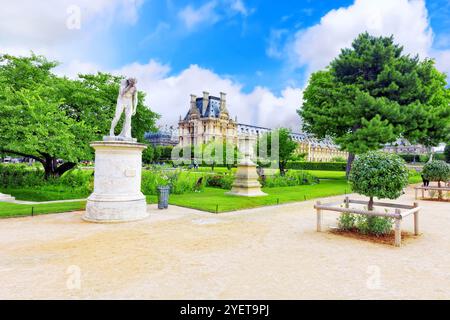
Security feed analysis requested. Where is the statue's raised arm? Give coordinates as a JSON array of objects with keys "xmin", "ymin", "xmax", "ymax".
[{"xmin": 108, "ymin": 78, "xmax": 138, "ymax": 141}]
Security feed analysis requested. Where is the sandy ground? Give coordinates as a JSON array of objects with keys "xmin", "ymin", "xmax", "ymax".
[{"xmin": 0, "ymin": 186, "xmax": 449, "ymax": 300}]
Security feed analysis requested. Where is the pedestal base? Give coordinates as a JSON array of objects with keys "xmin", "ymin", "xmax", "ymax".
[
  {"xmin": 84, "ymin": 197, "xmax": 148, "ymax": 223},
  {"xmin": 228, "ymin": 161, "xmax": 267, "ymax": 197},
  {"xmin": 0, "ymin": 193, "xmax": 15, "ymax": 202},
  {"xmin": 83, "ymin": 140, "xmax": 148, "ymax": 223}
]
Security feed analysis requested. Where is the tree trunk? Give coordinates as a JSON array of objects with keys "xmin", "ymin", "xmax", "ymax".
[
  {"xmin": 368, "ymin": 196, "xmax": 374, "ymax": 211},
  {"xmin": 1, "ymin": 149, "xmax": 77, "ymax": 179},
  {"xmin": 279, "ymin": 161, "xmax": 286, "ymax": 176},
  {"xmin": 345, "ymin": 153, "xmax": 355, "ymax": 179},
  {"xmin": 43, "ymin": 159, "xmax": 76, "ymax": 179},
  {"xmin": 438, "ymin": 181, "xmax": 442, "ymax": 200}
]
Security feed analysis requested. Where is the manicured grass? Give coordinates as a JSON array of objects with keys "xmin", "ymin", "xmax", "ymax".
[
  {"xmin": 0, "ymin": 201, "xmax": 86, "ymax": 218},
  {"xmin": 0, "ymin": 186, "xmax": 89, "ymax": 201},
  {"xmin": 146, "ymin": 180, "xmax": 350, "ymax": 213}
]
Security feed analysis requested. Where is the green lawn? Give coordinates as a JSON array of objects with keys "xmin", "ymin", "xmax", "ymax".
[
  {"xmin": 0, "ymin": 186, "xmax": 89, "ymax": 201},
  {"xmin": 146, "ymin": 180, "xmax": 350, "ymax": 213},
  {"xmin": 0, "ymin": 169, "xmax": 421, "ymax": 217},
  {"xmin": 0, "ymin": 201, "xmax": 86, "ymax": 218}
]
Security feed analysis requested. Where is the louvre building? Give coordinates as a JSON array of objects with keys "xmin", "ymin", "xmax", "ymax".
[{"xmin": 177, "ymin": 92, "xmax": 348, "ymax": 162}]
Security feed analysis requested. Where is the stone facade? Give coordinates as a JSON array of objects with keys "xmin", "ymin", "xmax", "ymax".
[
  {"xmin": 144, "ymin": 126, "xmax": 178, "ymax": 147},
  {"xmin": 178, "ymin": 92, "xmax": 348, "ymax": 162},
  {"xmin": 237, "ymin": 124, "xmax": 348, "ymax": 162},
  {"xmin": 383, "ymin": 139, "xmax": 430, "ymax": 155},
  {"xmin": 178, "ymin": 92, "xmax": 238, "ymax": 147}
]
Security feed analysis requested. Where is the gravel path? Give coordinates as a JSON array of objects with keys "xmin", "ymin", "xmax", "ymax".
[{"xmin": 0, "ymin": 186, "xmax": 449, "ymax": 299}]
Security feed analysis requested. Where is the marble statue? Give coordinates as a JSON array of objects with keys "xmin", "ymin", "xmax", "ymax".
[{"xmin": 109, "ymin": 78, "xmax": 138, "ymax": 140}]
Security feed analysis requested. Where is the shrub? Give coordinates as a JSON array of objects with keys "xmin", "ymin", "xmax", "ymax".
[
  {"xmin": 206, "ymin": 174, "xmax": 234, "ymax": 190},
  {"xmin": 141, "ymin": 169, "xmax": 207, "ymax": 195},
  {"xmin": 398, "ymin": 154, "xmax": 421, "ymax": 163},
  {"xmin": 260, "ymin": 171, "xmax": 317, "ymax": 188},
  {"xmin": 338, "ymin": 213, "xmax": 356, "ymax": 231},
  {"xmin": 286, "ymin": 161, "xmax": 347, "ymax": 171},
  {"xmin": 331, "ymin": 156, "xmax": 347, "ymax": 163},
  {"xmin": 0, "ymin": 164, "xmax": 44, "ymax": 188},
  {"xmin": 355, "ymin": 215, "xmax": 394, "ymax": 236},
  {"xmin": 422, "ymin": 160, "xmax": 450, "ymax": 199},
  {"xmin": 0, "ymin": 164, "xmax": 93, "ymax": 189},
  {"xmin": 338, "ymin": 212, "xmax": 393, "ymax": 236},
  {"xmin": 349, "ymin": 152, "xmax": 409, "ymax": 210}
]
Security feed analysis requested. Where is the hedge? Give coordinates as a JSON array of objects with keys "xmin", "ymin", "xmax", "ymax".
[
  {"xmin": 286, "ymin": 161, "xmax": 346, "ymax": 171},
  {"xmin": 398, "ymin": 153, "xmax": 445, "ymax": 163}
]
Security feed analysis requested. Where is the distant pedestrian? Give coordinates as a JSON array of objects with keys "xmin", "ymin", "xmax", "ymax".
[{"xmin": 421, "ymin": 174, "xmax": 430, "ymax": 187}]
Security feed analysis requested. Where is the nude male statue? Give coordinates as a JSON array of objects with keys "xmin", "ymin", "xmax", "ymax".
[{"xmin": 109, "ymin": 78, "xmax": 138, "ymax": 139}]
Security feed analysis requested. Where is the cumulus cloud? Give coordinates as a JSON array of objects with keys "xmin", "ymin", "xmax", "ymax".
[
  {"xmin": 229, "ymin": 0, "xmax": 250, "ymax": 16},
  {"xmin": 178, "ymin": 0, "xmax": 252, "ymax": 30},
  {"xmin": 0, "ymin": 0, "xmax": 143, "ymax": 64},
  {"xmin": 289, "ymin": 0, "xmax": 434, "ymax": 75},
  {"xmin": 178, "ymin": 1, "xmax": 220, "ymax": 29},
  {"xmin": 113, "ymin": 61, "xmax": 302, "ymax": 129}
]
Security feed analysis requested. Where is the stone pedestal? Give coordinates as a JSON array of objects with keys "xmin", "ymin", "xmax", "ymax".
[
  {"xmin": 228, "ymin": 135, "xmax": 267, "ymax": 197},
  {"xmin": 83, "ymin": 141, "xmax": 148, "ymax": 223},
  {"xmin": 0, "ymin": 193, "xmax": 15, "ymax": 202}
]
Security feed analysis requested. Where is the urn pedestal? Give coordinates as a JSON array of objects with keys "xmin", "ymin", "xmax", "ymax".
[
  {"xmin": 83, "ymin": 141, "xmax": 148, "ymax": 223},
  {"xmin": 227, "ymin": 135, "xmax": 267, "ymax": 197},
  {"xmin": 0, "ymin": 193, "xmax": 15, "ymax": 202}
]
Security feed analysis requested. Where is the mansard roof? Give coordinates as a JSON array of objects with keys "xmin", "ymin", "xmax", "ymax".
[{"xmin": 184, "ymin": 96, "xmax": 221, "ymax": 120}]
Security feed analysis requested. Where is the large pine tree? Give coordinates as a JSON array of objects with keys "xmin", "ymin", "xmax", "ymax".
[{"xmin": 299, "ymin": 33, "xmax": 450, "ymax": 176}]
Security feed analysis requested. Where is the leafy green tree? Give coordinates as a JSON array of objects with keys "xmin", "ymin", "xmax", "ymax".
[
  {"xmin": 142, "ymin": 145, "xmax": 155, "ymax": 164},
  {"xmin": 299, "ymin": 33, "xmax": 450, "ymax": 177},
  {"xmin": 201, "ymin": 140, "xmax": 238, "ymax": 171},
  {"xmin": 349, "ymin": 151, "xmax": 409, "ymax": 211},
  {"xmin": 258, "ymin": 128, "xmax": 297, "ymax": 175},
  {"xmin": 0, "ymin": 54, "xmax": 159, "ymax": 178},
  {"xmin": 422, "ymin": 160, "xmax": 450, "ymax": 199}
]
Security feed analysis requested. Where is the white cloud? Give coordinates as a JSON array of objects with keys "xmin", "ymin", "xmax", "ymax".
[
  {"xmin": 229, "ymin": 0, "xmax": 249, "ymax": 16},
  {"xmin": 113, "ymin": 61, "xmax": 302, "ymax": 130},
  {"xmin": 290, "ymin": 0, "xmax": 434, "ymax": 75},
  {"xmin": 0, "ymin": 0, "xmax": 143, "ymax": 65},
  {"xmin": 266, "ymin": 29, "xmax": 289, "ymax": 59},
  {"xmin": 178, "ymin": 1, "xmax": 219, "ymax": 29},
  {"xmin": 178, "ymin": 0, "xmax": 252, "ymax": 30}
]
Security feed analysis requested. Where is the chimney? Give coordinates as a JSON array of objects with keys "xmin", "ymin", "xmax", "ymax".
[
  {"xmin": 203, "ymin": 91, "xmax": 209, "ymax": 114},
  {"xmin": 220, "ymin": 92, "xmax": 227, "ymax": 112},
  {"xmin": 190, "ymin": 94, "xmax": 197, "ymax": 111}
]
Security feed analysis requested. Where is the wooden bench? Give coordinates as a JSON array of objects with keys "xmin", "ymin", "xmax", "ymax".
[
  {"xmin": 414, "ymin": 186, "xmax": 450, "ymax": 200},
  {"xmin": 314, "ymin": 197, "xmax": 420, "ymax": 247}
]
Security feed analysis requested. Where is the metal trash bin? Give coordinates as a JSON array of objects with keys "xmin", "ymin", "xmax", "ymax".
[{"xmin": 157, "ymin": 186, "xmax": 170, "ymax": 209}]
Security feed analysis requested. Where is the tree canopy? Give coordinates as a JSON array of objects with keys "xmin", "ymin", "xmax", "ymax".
[
  {"xmin": 0, "ymin": 54, "xmax": 159, "ymax": 177},
  {"xmin": 299, "ymin": 33, "xmax": 450, "ymax": 175},
  {"xmin": 349, "ymin": 151, "xmax": 409, "ymax": 210},
  {"xmin": 258, "ymin": 128, "xmax": 297, "ymax": 175}
]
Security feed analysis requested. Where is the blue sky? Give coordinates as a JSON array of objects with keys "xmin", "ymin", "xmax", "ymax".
[
  {"xmin": 114, "ymin": 0, "xmax": 354, "ymax": 92},
  {"xmin": 1, "ymin": 0, "xmax": 449, "ymax": 128},
  {"xmin": 105, "ymin": 0, "xmax": 450, "ymax": 92}
]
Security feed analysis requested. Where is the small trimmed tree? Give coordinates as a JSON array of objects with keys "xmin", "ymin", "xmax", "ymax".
[
  {"xmin": 422, "ymin": 160, "xmax": 450, "ymax": 200},
  {"xmin": 349, "ymin": 152, "xmax": 409, "ymax": 210}
]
